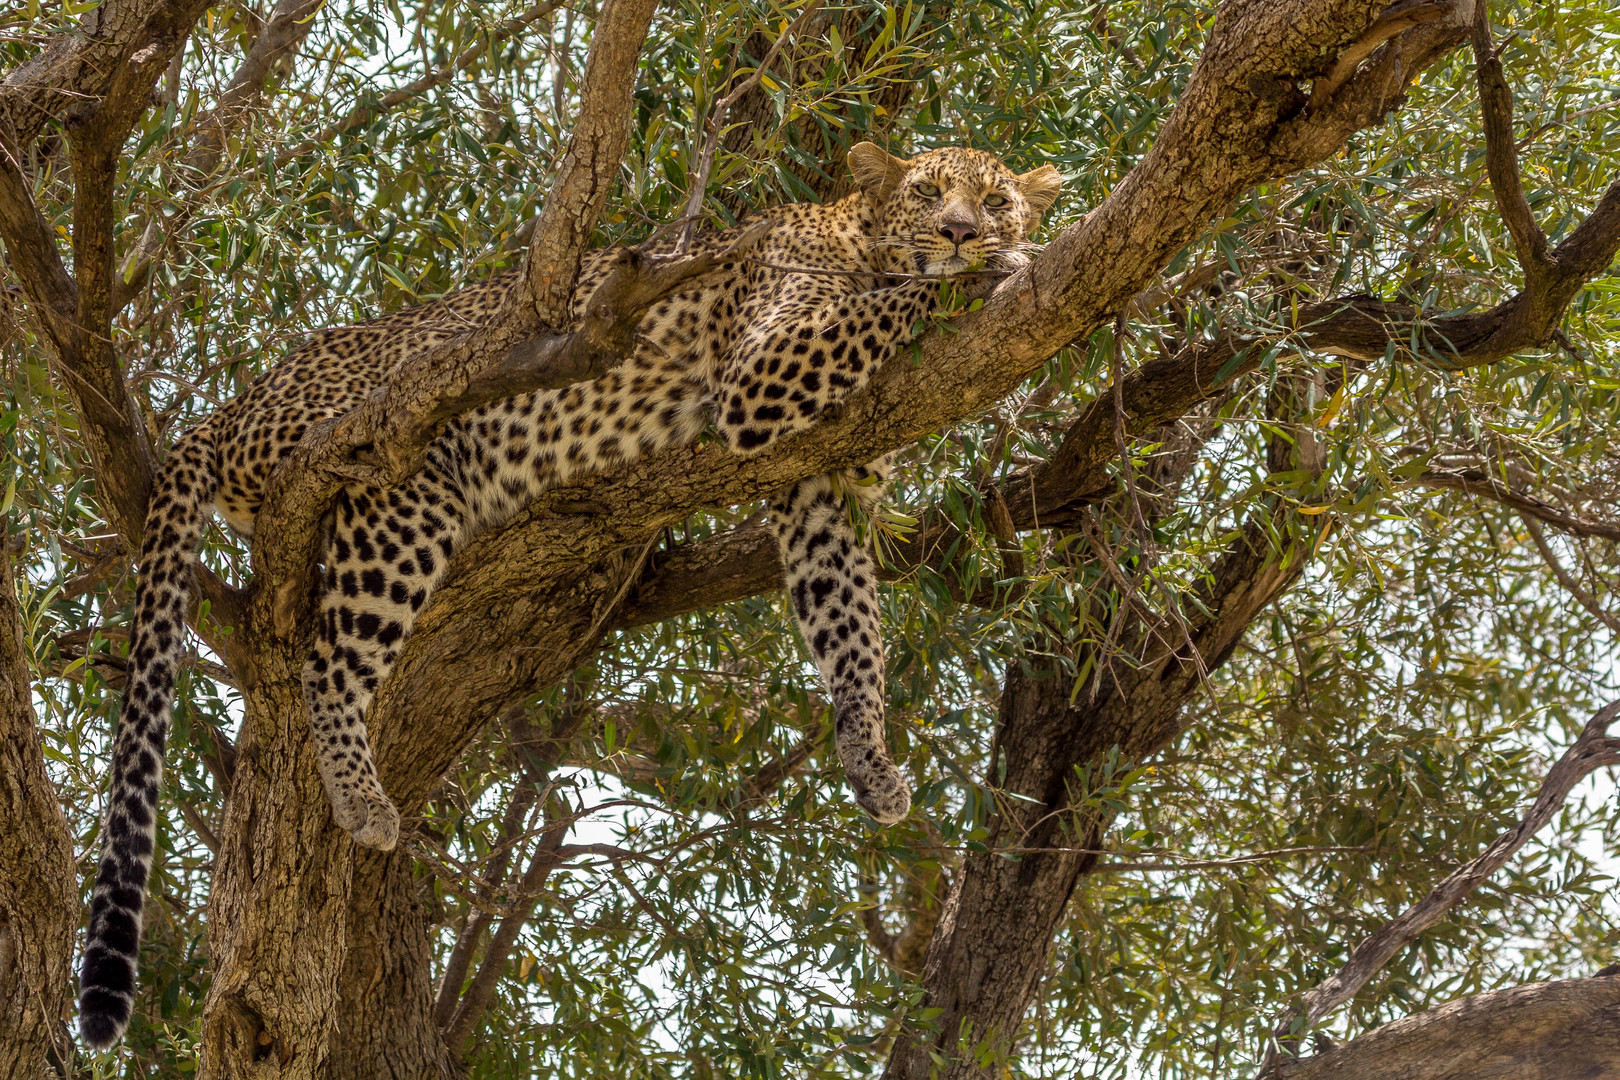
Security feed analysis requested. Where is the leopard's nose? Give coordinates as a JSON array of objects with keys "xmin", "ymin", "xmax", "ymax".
[{"xmin": 938, "ymin": 222, "xmax": 978, "ymax": 247}]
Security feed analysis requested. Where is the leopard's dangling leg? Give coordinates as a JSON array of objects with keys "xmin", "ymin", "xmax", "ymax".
[
  {"xmin": 769, "ymin": 465, "xmax": 910, "ymax": 824},
  {"xmin": 302, "ymin": 450, "xmax": 468, "ymax": 849}
]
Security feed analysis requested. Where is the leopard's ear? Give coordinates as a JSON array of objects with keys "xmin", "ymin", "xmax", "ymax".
[
  {"xmin": 1015, "ymin": 163, "xmax": 1063, "ymax": 217},
  {"xmin": 848, "ymin": 142, "xmax": 907, "ymax": 204}
]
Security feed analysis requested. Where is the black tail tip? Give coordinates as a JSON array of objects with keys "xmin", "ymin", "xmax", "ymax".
[{"xmin": 79, "ymin": 989, "xmax": 131, "ymax": 1050}]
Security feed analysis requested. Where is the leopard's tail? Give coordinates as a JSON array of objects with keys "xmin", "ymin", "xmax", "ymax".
[{"xmin": 80, "ymin": 431, "xmax": 218, "ymax": 1050}]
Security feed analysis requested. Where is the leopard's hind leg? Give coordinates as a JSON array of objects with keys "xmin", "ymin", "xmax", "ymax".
[
  {"xmin": 770, "ymin": 463, "xmax": 910, "ymax": 824},
  {"xmin": 303, "ymin": 448, "xmax": 468, "ymax": 849}
]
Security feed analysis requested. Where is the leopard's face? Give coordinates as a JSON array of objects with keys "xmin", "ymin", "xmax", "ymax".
[{"xmin": 849, "ymin": 144, "xmax": 1063, "ymax": 275}]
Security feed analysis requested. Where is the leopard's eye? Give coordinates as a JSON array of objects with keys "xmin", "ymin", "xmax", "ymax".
[
  {"xmin": 983, "ymin": 193, "xmax": 1010, "ymax": 209},
  {"xmin": 915, "ymin": 182, "xmax": 940, "ymax": 198}
]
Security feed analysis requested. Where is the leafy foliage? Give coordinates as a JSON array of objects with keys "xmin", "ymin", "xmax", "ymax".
[{"xmin": 5, "ymin": 0, "xmax": 1619, "ymax": 1077}]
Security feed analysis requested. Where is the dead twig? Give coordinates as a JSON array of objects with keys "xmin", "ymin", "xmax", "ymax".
[{"xmin": 1308, "ymin": 1, "xmax": 1453, "ymax": 111}]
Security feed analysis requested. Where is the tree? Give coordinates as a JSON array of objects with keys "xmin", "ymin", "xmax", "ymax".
[{"xmin": 2, "ymin": 0, "xmax": 1619, "ymax": 1077}]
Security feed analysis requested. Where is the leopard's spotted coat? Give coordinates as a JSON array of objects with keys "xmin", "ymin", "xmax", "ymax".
[{"xmin": 78, "ymin": 143, "xmax": 1060, "ymax": 1047}]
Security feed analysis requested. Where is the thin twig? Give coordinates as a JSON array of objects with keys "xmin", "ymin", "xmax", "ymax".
[
  {"xmin": 442, "ymin": 794, "xmax": 573, "ymax": 1052},
  {"xmin": 677, "ymin": 0, "xmax": 824, "ymax": 251},
  {"xmin": 173, "ymin": 795, "xmax": 220, "ymax": 854},
  {"xmin": 1521, "ymin": 516, "xmax": 1620, "ymax": 633},
  {"xmin": 745, "ymin": 254, "xmax": 1014, "ymax": 281},
  {"xmin": 274, "ymin": 1, "xmax": 569, "ymax": 169}
]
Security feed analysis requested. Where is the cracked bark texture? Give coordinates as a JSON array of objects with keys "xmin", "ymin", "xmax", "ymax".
[{"xmin": 193, "ymin": 1, "xmax": 1603, "ymax": 1073}]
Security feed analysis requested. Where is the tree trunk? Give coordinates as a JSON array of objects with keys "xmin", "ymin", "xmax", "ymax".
[
  {"xmin": 328, "ymin": 556, "xmax": 629, "ymax": 1067},
  {"xmin": 0, "ymin": 542, "xmax": 80, "ymax": 1079},
  {"xmin": 197, "ymin": 630, "xmax": 355, "ymax": 1080},
  {"xmin": 886, "ymin": 518, "xmax": 1312, "ymax": 1078},
  {"xmin": 327, "ymin": 848, "xmax": 455, "ymax": 1079}
]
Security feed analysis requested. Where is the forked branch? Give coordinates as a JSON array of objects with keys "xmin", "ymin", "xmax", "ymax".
[
  {"xmin": 1308, "ymin": 0, "xmax": 1453, "ymax": 110},
  {"xmin": 676, "ymin": 0, "xmax": 823, "ymax": 250}
]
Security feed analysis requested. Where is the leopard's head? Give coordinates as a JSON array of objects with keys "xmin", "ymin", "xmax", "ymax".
[{"xmin": 848, "ymin": 143, "xmax": 1062, "ymax": 276}]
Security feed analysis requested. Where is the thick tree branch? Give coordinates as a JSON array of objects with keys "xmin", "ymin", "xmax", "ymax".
[
  {"xmin": 523, "ymin": 0, "xmax": 660, "ymax": 326},
  {"xmin": 1269, "ymin": 976, "xmax": 1620, "ymax": 1080},
  {"xmin": 0, "ymin": 0, "xmax": 187, "ymax": 148},
  {"xmin": 1264, "ymin": 700, "xmax": 1620, "ymax": 1066}
]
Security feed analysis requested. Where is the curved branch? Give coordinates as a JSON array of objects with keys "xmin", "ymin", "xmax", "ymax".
[
  {"xmin": 1470, "ymin": 0, "xmax": 1554, "ymax": 280},
  {"xmin": 1409, "ymin": 467, "xmax": 1620, "ymax": 540},
  {"xmin": 1265, "ymin": 700, "xmax": 1620, "ymax": 1064},
  {"xmin": 1521, "ymin": 517, "xmax": 1620, "ymax": 633}
]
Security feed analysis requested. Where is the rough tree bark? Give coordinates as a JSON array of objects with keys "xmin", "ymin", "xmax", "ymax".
[
  {"xmin": 1272, "ymin": 976, "xmax": 1620, "ymax": 1080},
  {"xmin": 0, "ymin": 541, "xmax": 80, "ymax": 1080},
  {"xmin": 211, "ymin": 0, "xmax": 1617, "ymax": 1072}
]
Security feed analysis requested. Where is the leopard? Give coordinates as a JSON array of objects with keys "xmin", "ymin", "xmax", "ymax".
[{"xmin": 77, "ymin": 142, "xmax": 1061, "ymax": 1048}]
